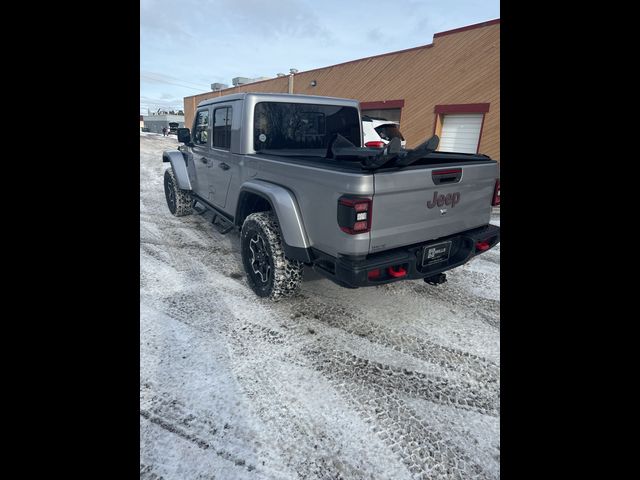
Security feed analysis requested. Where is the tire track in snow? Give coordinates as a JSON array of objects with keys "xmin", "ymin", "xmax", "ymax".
[
  {"xmin": 140, "ymin": 406, "xmax": 257, "ymax": 473},
  {"xmin": 217, "ymin": 292, "xmax": 497, "ymax": 478},
  {"xmin": 305, "ymin": 345, "xmax": 499, "ymax": 417},
  {"xmin": 141, "ymin": 293, "xmax": 362, "ymax": 478},
  {"xmin": 411, "ymin": 282, "xmax": 500, "ymax": 328},
  {"xmin": 216, "ymin": 292, "xmax": 415, "ymax": 480},
  {"xmin": 140, "ymin": 463, "xmax": 166, "ymax": 480},
  {"xmin": 282, "ymin": 295, "xmax": 499, "ymax": 385},
  {"xmin": 303, "ymin": 345, "xmax": 495, "ymax": 479}
]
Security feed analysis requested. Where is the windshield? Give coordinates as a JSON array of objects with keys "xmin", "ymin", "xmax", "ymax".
[{"xmin": 254, "ymin": 102, "xmax": 361, "ymax": 151}]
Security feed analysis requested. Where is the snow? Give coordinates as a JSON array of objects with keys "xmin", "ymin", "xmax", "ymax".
[{"xmin": 140, "ymin": 133, "xmax": 500, "ymax": 479}]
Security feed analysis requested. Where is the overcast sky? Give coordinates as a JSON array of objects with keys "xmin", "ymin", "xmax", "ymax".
[{"xmin": 140, "ymin": 0, "xmax": 499, "ymax": 114}]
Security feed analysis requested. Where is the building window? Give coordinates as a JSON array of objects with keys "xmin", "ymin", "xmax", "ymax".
[
  {"xmin": 213, "ymin": 107, "xmax": 233, "ymax": 149},
  {"xmin": 193, "ymin": 109, "xmax": 209, "ymax": 145},
  {"xmin": 434, "ymin": 103, "xmax": 490, "ymax": 154}
]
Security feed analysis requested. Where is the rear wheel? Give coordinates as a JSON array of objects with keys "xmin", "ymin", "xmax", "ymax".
[
  {"xmin": 164, "ymin": 168, "xmax": 193, "ymax": 216},
  {"xmin": 241, "ymin": 212, "xmax": 303, "ymax": 299}
]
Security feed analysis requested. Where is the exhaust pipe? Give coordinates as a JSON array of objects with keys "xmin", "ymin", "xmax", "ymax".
[{"xmin": 424, "ymin": 273, "xmax": 447, "ymax": 285}]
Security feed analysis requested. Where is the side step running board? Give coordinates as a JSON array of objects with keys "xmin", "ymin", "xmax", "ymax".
[
  {"xmin": 212, "ymin": 213, "xmax": 234, "ymax": 234},
  {"xmin": 192, "ymin": 199, "xmax": 207, "ymax": 215},
  {"xmin": 191, "ymin": 195, "xmax": 235, "ymax": 234}
]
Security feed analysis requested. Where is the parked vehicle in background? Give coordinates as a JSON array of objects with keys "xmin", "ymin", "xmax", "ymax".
[
  {"xmin": 362, "ymin": 115, "xmax": 406, "ymax": 148},
  {"xmin": 162, "ymin": 93, "xmax": 500, "ymax": 299}
]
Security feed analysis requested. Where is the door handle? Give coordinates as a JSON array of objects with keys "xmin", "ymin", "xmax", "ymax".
[
  {"xmin": 219, "ymin": 163, "xmax": 230, "ymax": 170},
  {"xmin": 200, "ymin": 157, "xmax": 208, "ymax": 164}
]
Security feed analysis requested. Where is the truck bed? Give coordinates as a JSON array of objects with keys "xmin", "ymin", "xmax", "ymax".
[{"xmin": 247, "ymin": 150, "xmax": 498, "ymax": 256}]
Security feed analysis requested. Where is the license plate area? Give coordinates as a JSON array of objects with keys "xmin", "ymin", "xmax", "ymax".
[{"xmin": 422, "ymin": 241, "xmax": 452, "ymax": 266}]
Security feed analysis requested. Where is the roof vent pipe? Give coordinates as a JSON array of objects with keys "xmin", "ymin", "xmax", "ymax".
[{"xmin": 288, "ymin": 68, "xmax": 297, "ymax": 94}]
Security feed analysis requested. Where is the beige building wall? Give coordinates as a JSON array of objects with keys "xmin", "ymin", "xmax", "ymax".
[{"xmin": 184, "ymin": 20, "xmax": 500, "ymax": 161}]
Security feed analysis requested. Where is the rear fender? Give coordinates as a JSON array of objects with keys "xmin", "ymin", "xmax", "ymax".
[{"xmin": 237, "ymin": 180, "xmax": 311, "ymax": 262}]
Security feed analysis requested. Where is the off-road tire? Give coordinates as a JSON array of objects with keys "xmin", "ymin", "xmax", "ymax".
[
  {"xmin": 164, "ymin": 167, "xmax": 193, "ymax": 217},
  {"xmin": 241, "ymin": 212, "xmax": 303, "ymax": 300}
]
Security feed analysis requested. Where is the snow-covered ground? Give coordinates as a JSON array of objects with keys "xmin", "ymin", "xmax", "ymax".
[{"xmin": 140, "ymin": 134, "xmax": 500, "ymax": 480}]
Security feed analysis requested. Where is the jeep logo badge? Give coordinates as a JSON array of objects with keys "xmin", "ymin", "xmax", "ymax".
[{"xmin": 428, "ymin": 191, "xmax": 460, "ymax": 209}]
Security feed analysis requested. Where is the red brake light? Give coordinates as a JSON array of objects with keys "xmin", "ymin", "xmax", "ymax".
[
  {"xmin": 338, "ymin": 196, "xmax": 372, "ymax": 234},
  {"xmin": 365, "ymin": 141, "xmax": 385, "ymax": 148},
  {"xmin": 492, "ymin": 179, "xmax": 500, "ymax": 206},
  {"xmin": 353, "ymin": 221, "xmax": 368, "ymax": 231}
]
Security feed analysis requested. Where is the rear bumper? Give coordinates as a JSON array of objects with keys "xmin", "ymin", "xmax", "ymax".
[{"xmin": 311, "ymin": 224, "xmax": 500, "ymax": 288}]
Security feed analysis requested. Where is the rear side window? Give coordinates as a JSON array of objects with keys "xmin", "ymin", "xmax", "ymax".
[
  {"xmin": 375, "ymin": 124, "xmax": 405, "ymax": 141},
  {"xmin": 193, "ymin": 110, "xmax": 209, "ymax": 145},
  {"xmin": 254, "ymin": 102, "xmax": 360, "ymax": 150},
  {"xmin": 213, "ymin": 107, "xmax": 232, "ymax": 149}
]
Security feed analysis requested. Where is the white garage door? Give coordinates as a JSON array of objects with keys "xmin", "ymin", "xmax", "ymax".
[{"xmin": 438, "ymin": 113, "xmax": 484, "ymax": 154}]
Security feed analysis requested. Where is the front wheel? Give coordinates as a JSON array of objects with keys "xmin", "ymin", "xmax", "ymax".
[
  {"xmin": 241, "ymin": 212, "xmax": 303, "ymax": 300},
  {"xmin": 164, "ymin": 168, "xmax": 193, "ymax": 216}
]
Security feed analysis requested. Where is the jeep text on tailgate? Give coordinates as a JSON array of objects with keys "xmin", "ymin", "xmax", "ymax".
[{"xmin": 162, "ymin": 93, "xmax": 500, "ymax": 299}]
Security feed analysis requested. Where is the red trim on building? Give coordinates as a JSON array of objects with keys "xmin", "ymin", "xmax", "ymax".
[
  {"xmin": 360, "ymin": 100, "xmax": 405, "ymax": 110},
  {"xmin": 434, "ymin": 103, "xmax": 490, "ymax": 114},
  {"xmin": 476, "ymin": 114, "xmax": 487, "ymax": 154},
  {"xmin": 433, "ymin": 19, "xmax": 500, "ymax": 38}
]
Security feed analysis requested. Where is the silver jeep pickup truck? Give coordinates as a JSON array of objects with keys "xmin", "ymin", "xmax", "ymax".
[{"xmin": 163, "ymin": 92, "xmax": 500, "ymax": 299}]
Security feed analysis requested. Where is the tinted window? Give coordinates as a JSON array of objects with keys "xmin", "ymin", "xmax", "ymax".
[
  {"xmin": 254, "ymin": 102, "xmax": 360, "ymax": 150},
  {"xmin": 193, "ymin": 110, "xmax": 209, "ymax": 145},
  {"xmin": 213, "ymin": 107, "xmax": 232, "ymax": 149},
  {"xmin": 375, "ymin": 124, "xmax": 405, "ymax": 141}
]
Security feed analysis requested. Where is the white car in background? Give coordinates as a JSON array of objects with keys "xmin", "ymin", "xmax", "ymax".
[{"xmin": 362, "ymin": 115, "xmax": 406, "ymax": 148}]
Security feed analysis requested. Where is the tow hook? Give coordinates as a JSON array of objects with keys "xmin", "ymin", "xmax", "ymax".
[{"xmin": 424, "ymin": 273, "xmax": 447, "ymax": 285}]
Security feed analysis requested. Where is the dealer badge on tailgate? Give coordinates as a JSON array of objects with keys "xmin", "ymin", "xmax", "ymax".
[{"xmin": 422, "ymin": 241, "xmax": 452, "ymax": 266}]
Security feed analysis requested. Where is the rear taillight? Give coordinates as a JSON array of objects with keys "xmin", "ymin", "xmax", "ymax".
[
  {"xmin": 365, "ymin": 141, "xmax": 385, "ymax": 148},
  {"xmin": 337, "ymin": 196, "xmax": 372, "ymax": 234},
  {"xmin": 492, "ymin": 179, "xmax": 500, "ymax": 206}
]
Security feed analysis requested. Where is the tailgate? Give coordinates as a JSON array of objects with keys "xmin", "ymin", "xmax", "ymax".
[{"xmin": 370, "ymin": 163, "xmax": 498, "ymax": 253}]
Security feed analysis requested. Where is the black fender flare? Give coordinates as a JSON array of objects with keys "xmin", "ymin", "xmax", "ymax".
[
  {"xmin": 162, "ymin": 150, "xmax": 192, "ymax": 190},
  {"xmin": 236, "ymin": 180, "xmax": 311, "ymax": 263}
]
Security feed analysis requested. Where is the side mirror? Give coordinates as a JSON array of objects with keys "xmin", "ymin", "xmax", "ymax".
[{"xmin": 177, "ymin": 128, "xmax": 191, "ymax": 144}]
